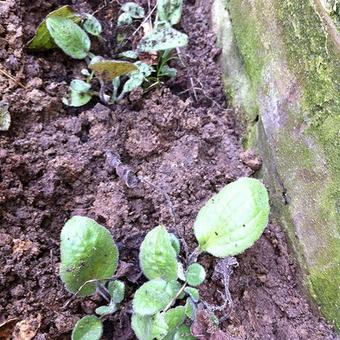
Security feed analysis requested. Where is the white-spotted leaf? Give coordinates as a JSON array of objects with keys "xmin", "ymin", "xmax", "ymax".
[
  {"xmin": 117, "ymin": 12, "xmax": 133, "ymax": 26},
  {"xmin": 185, "ymin": 263, "xmax": 206, "ymax": 287},
  {"xmin": 138, "ymin": 26, "xmax": 188, "ymax": 52},
  {"xmin": 194, "ymin": 177, "xmax": 270, "ymax": 257},
  {"xmin": 46, "ymin": 17, "xmax": 90, "ymax": 59},
  {"xmin": 121, "ymin": 2, "xmax": 145, "ymax": 18},
  {"xmin": 157, "ymin": 0, "xmax": 183, "ymax": 25},
  {"xmin": 83, "ymin": 14, "xmax": 102, "ymax": 36},
  {"xmin": 139, "ymin": 225, "xmax": 178, "ymax": 281},
  {"xmin": 71, "ymin": 316, "xmax": 103, "ymax": 340},
  {"xmin": 119, "ymin": 50, "xmax": 139, "ymax": 59},
  {"xmin": 133, "ymin": 279, "xmax": 180, "ymax": 315},
  {"xmin": 60, "ymin": 216, "xmax": 119, "ymax": 296}
]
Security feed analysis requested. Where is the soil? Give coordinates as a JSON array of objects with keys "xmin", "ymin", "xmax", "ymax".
[{"xmin": 0, "ymin": 0, "xmax": 338, "ymax": 339}]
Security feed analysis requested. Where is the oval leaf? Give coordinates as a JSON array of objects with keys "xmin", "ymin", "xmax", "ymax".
[
  {"xmin": 70, "ymin": 79, "xmax": 91, "ymax": 93},
  {"xmin": 164, "ymin": 306, "xmax": 185, "ymax": 332},
  {"xmin": 60, "ymin": 216, "xmax": 119, "ymax": 296},
  {"xmin": 139, "ymin": 225, "xmax": 178, "ymax": 281},
  {"xmin": 108, "ymin": 280, "xmax": 125, "ymax": 304},
  {"xmin": 169, "ymin": 233, "xmax": 181, "ymax": 255},
  {"xmin": 71, "ymin": 316, "xmax": 103, "ymax": 340},
  {"xmin": 184, "ymin": 287, "xmax": 199, "ymax": 302},
  {"xmin": 157, "ymin": 0, "xmax": 183, "ymax": 25},
  {"xmin": 184, "ymin": 298, "xmax": 196, "ymax": 321},
  {"xmin": 46, "ymin": 17, "xmax": 90, "ymax": 59},
  {"xmin": 133, "ymin": 279, "xmax": 180, "ymax": 315},
  {"xmin": 26, "ymin": 5, "xmax": 79, "ymax": 51},
  {"xmin": 62, "ymin": 90, "xmax": 92, "ymax": 107},
  {"xmin": 194, "ymin": 177, "xmax": 270, "ymax": 257},
  {"xmin": 185, "ymin": 263, "xmax": 206, "ymax": 287},
  {"xmin": 89, "ymin": 59, "xmax": 138, "ymax": 81},
  {"xmin": 117, "ymin": 12, "xmax": 133, "ymax": 26},
  {"xmin": 121, "ymin": 2, "xmax": 145, "ymax": 18},
  {"xmin": 138, "ymin": 26, "xmax": 188, "ymax": 52},
  {"xmin": 83, "ymin": 14, "xmax": 102, "ymax": 36},
  {"xmin": 95, "ymin": 303, "xmax": 117, "ymax": 316}
]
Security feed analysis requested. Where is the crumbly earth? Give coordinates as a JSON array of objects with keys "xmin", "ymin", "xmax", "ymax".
[{"xmin": 0, "ymin": 0, "xmax": 337, "ymax": 339}]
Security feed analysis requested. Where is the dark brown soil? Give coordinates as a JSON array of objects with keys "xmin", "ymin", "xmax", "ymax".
[{"xmin": 0, "ymin": 0, "xmax": 337, "ymax": 339}]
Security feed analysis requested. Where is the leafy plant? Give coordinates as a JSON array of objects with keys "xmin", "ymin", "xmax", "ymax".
[{"xmin": 27, "ymin": 0, "xmax": 188, "ymax": 107}]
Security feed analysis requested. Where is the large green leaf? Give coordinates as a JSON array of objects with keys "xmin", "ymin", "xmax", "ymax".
[
  {"xmin": 194, "ymin": 177, "xmax": 270, "ymax": 257},
  {"xmin": 133, "ymin": 279, "xmax": 180, "ymax": 315},
  {"xmin": 140, "ymin": 225, "xmax": 178, "ymax": 281},
  {"xmin": 26, "ymin": 5, "xmax": 80, "ymax": 51},
  {"xmin": 138, "ymin": 25, "xmax": 188, "ymax": 52},
  {"xmin": 157, "ymin": 0, "xmax": 183, "ymax": 25},
  {"xmin": 89, "ymin": 59, "xmax": 137, "ymax": 81},
  {"xmin": 60, "ymin": 216, "xmax": 119, "ymax": 296},
  {"xmin": 46, "ymin": 17, "xmax": 90, "ymax": 59},
  {"xmin": 71, "ymin": 316, "xmax": 103, "ymax": 340}
]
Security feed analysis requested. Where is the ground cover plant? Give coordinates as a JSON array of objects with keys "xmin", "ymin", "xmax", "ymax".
[
  {"xmin": 59, "ymin": 178, "xmax": 270, "ymax": 339},
  {"xmin": 27, "ymin": 1, "xmax": 188, "ymax": 107}
]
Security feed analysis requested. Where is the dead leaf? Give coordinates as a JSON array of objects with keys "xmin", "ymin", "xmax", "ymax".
[
  {"xmin": 13, "ymin": 314, "xmax": 41, "ymax": 340},
  {"xmin": 0, "ymin": 318, "xmax": 18, "ymax": 340}
]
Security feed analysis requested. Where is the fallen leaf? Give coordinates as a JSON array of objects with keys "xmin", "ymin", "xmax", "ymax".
[
  {"xmin": 13, "ymin": 314, "xmax": 41, "ymax": 340},
  {"xmin": 0, "ymin": 318, "xmax": 18, "ymax": 340}
]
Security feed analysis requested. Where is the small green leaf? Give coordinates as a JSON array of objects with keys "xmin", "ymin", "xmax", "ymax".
[
  {"xmin": 160, "ymin": 65, "xmax": 177, "ymax": 78},
  {"xmin": 184, "ymin": 298, "xmax": 196, "ymax": 321},
  {"xmin": 185, "ymin": 264, "xmax": 206, "ymax": 287},
  {"xmin": 71, "ymin": 316, "xmax": 103, "ymax": 340},
  {"xmin": 138, "ymin": 25, "xmax": 188, "ymax": 52},
  {"xmin": 62, "ymin": 89, "xmax": 92, "ymax": 107},
  {"xmin": 81, "ymin": 68, "xmax": 91, "ymax": 76},
  {"xmin": 169, "ymin": 233, "xmax": 180, "ymax": 255},
  {"xmin": 117, "ymin": 12, "xmax": 133, "ymax": 26},
  {"xmin": 177, "ymin": 263, "xmax": 186, "ymax": 281},
  {"xmin": 70, "ymin": 79, "xmax": 91, "ymax": 93},
  {"xmin": 95, "ymin": 302, "xmax": 117, "ymax": 316},
  {"xmin": 119, "ymin": 50, "xmax": 139, "ymax": 59},
  {"xmin": 83, "ymin": 14, "xmax": 102, "ymax": 36},
  {"xmin": 157, "ymin": 0, "xmax": 183, "ymax": 25},
  {"xmin": 139, "ymin": 225, "xmax": 178, "ymax": 281},
  {"xmin": 60, "ymin": 216, "xmax": 119, "ymax": 296},
  {"xmin": 108, "ymin": 280, "xmax": 125, "ymax": 304},
  {"xmin": 151, "ymin": 313, "xmax": 169, "ymax": 340},
  {"xmin": 164, "ymin": 306, "xmax": 186, "ymax": 331},
  {"xmin": 173, "ymin": 324, "xmax": 195, "ymax": 340},
  {"xmin": 194, "ymin": 177, "xmax": 270, "ymax": 257},
  {"xmin": 184, "ymin": 287, "xmax": 199, "ymax": 302},
  {"xmin": 26, "ymin": 5, "xmax": 79, "ymax": 51},
  {"xmin": 0, "ymin": 101, "xmax": 11, "ymax": 131},
  {"xmin": 132, "ymin": 313, "xmax": 168, "ymax": 340},
  {"xmin": 121, "ymin": 2, "xmax": 145, "ymax": 18},
  {"xmin": 46, "ymin": 17, "xmax": 90, "ymax": 59},
  {"xmin": 133, "ymin": 279, "xmax": 180, "ymax": 315},
  {"xmin": 89, "ymin": 59, "xmax": 138, "ymax": 81}
]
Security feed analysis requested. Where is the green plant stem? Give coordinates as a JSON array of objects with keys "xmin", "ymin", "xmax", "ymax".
[{"xmin": 163, "ymin": 283, "xmax": 187, "ymax": 312}]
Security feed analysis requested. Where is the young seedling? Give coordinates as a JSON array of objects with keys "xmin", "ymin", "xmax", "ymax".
[
  {"xmin": 131, "ymin": 177, "xmax": 270, "ymax": 339},
  {"xmin": 60, "ymin": 216, "xmax": 125, "ymax": 339}
]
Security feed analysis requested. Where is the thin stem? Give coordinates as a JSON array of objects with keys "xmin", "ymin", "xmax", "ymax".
[{"xmin": 163, "ymin": 283, "xmax": 187, "ymax": 312}]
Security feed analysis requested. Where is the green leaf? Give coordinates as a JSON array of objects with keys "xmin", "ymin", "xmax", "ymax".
[
  {"xmin": 138, "ymin": 25, "xmax": 188, "ymax": 52},
  {"xmin": 184, "ymin": 298, "xmax": 196, "ymax": 321},
  {"xmin": 95, "ymin": 302, "xmax": 117, "ymax": 316},
  {"xmin": 160, "ymin": 65, "xmax": 177, "ymax": 78},
  {"xmin": 177, "ymin": 262, "xmax": 186, "ymax": 282},
  {"xmin": 194, "ymin": 177, "xmax": 270, "ymax": 257},
  {"xmin": 151, "ymin": 313, "xmax": 169, "ymax": 340},
  {"xmin": 173, "ymin": 324, "xmax": 195, "ymax": 340},
  {"xmin": 70, "ymin": 79, "xmax": 91, "ymax": 93},
  {"xmin": 169, "ymin": 233, "xmax": 180, "ymax": 255},
  {"xmin": 185, "ymin": 264, "xmax": 206, "ymax": 287},
  {"xmin": 119, "ymin": 50, "xmax": 139, "ymax": 59},
  {"xmin": 83, "ymin": 14, "xmax": 102, "ymax": 36},
  {"xmin": 0, "ymin": 101, "xmax": 10, "ymax": 131},
  {"xmin": 132, "ymin": 313, "xmax": 168, "ymax": 340},
  {"xmin": 89, "ymin": 59, "xmax": 138, "ymax": 81},
  {"xmin": 108, "ymin": 280, "xmax": 125, "ymax": 304},
  {"xmin": 184, "ymin": 287, "xmax": 199, "ymax": 302},
  {"xmin": 26, "ymin": 5, "xmax": 80, "ymax": 51},
  {"xmin": 121, "ymin": 2, "xmax": 145, "ymax": 18},
  {"xmin": 157, "ymin": 0, "xmax": 183, "ymax": 25},
  {"xmin": 139, "ymin": 225, "xmax": 178, "ymax": 281},
  {"xmin": 71, "ymin": 316, "xmax": 103, "ymax": 340},
  {"xmin": 133, "ymin": 279, "xmax": 180, "ymax": 315},
  {"xmin": 62, "ymin": 89, "xmax": 92, "ymax": 107},
  {"xmin": 164, "ymin": 306, "xmax": 186, "ymax": 331},
  {"xmin": 117, "ymin": 12, "xmax": 133, "ymax": 26},
  {"xmin": 60, "ymin": 216, "xmax": 119, "ymax": 296},
  {"xmin": 46, "ymin": 17, "xmax": 90, "ymax": 59}
]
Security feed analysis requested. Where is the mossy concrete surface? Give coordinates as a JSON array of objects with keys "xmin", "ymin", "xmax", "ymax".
[{"xmin": 212, "ymin": 0, "xmax": 340, "ymax": 329}]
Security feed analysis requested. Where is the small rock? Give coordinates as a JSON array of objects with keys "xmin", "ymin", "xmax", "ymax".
[{"xmin": 240, "ymin": 150, "xmax": 262, "ymax": 171}]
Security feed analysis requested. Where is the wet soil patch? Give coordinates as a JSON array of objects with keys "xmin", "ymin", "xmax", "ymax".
[{"xmin": 0, "ymin": 0, "xmax": 337, "ymax": 339}]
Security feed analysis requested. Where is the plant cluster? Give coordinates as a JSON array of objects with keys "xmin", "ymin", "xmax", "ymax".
[
  {"xmin": 59, "ymin": 177, "xmax": 270, "ymax": 339},
  {"xmin": 27, "ymin": 1, "xmax": 188, "ymax": 107}
]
